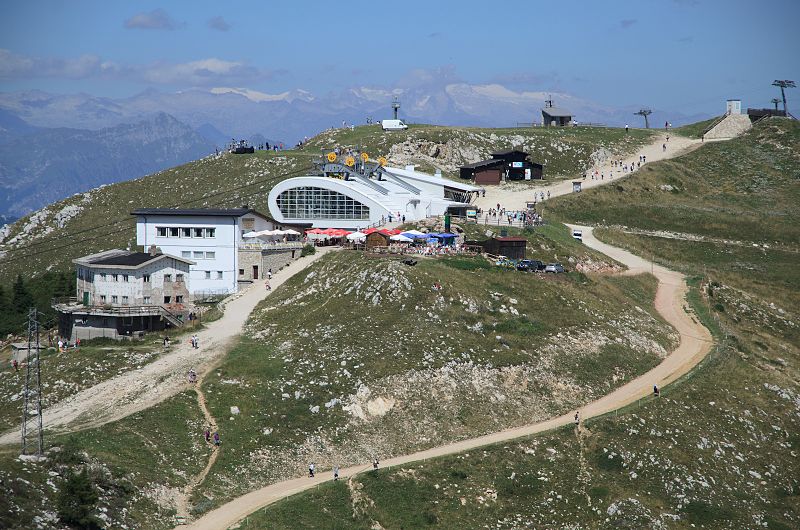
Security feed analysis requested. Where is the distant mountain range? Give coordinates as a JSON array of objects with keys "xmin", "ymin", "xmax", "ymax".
[
  {"xmin": 0, "ymin": 84, "xmax": 711, "ymax": 217},
  {"xmin": 0, "ymin": 112, "xmax": 214, "ymax": 217}
]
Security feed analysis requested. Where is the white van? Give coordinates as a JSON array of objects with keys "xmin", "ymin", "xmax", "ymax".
[
  {"xmin": 381, "ymin": 119, "xmax": 408, "ymax": 131},
  {"xmin": 572, "ymin": 229, "xmax": 583, "ymax": 241}
]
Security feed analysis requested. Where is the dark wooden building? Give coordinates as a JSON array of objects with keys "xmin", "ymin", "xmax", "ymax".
[
  {"xmin": 460, "ymin": 150, "xmax": 543, "ymax": 185},
  {"xmin": 482, "ymin": 237, "xmax": 527, "ymax": 260},
  {"xmin": 460, "ymin": 159, "xmax": 504, "ymax": 184},
  {"xmin": 365, "ymin": 231, "xmax": 390, "ymax": 251}
]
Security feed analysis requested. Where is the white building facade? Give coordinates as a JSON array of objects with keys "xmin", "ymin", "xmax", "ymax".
[
  {"xmin": 133, "ymin": 208, "xmax": 284, "ymax": 295},
  {"xmin": 267, "ymin": 165, "xmax": 481, "ymax": 230}
]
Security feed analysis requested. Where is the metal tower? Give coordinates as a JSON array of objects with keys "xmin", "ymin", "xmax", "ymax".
[
  {"xmin": 772, "ymin": 80, "xmax": 795, "ymax": 114},
  {"xmin": 635, "ymin": 109, "xmax": 652, "ymax": 129},
  {"xmin": 21, "ymin": 308, "xmax": 43, "ymax": 456},
  {"xmin": 391, "ymin": 96, "xmax": 401, "ymax": 120}
]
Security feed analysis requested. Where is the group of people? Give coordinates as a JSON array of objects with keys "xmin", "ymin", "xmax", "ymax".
[
  {"xmin": 190, "ymin": 334, "xmax": 200, "ymax": 349},
  {"xmin": 56, "ymin": 338, "xmax": 80, "ymax": 352},
  {"xmin": 483, "ymin": 205, "xmax": 542, "ymax": 228},
  {"xmin": 380, "ymin": 212, "xmax": 406, "ymax": 225},
  {"xmin": 204, "ymin": 427, "xmax": 221, "ymax": 447}
]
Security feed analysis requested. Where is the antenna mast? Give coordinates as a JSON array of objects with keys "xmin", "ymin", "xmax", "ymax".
[
  {"xmin": 391, "ymin": 96, "xmax": 401, "ymax": 120},
  {"xmin": 21, "ymin": 308, "xmax": 44, "ymax": 456}
]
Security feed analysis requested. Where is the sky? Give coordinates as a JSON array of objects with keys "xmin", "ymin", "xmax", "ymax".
[{"xmin": 1, "ymin": 0, "xmax": 798, "ymax": 115}]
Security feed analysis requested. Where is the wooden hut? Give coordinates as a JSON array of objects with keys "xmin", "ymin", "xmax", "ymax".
[
  {"xmin": 365, "ymin": 231, "xmax": 390, "ymax": 251},
  {"xmin": 482, "ymin": 237, "xmax": 527, "ymax": 260}
]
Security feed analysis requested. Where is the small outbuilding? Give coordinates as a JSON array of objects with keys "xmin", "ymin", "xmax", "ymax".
[
  {"xmin": 541, "ymin": 107, "xmax": 573, "ymax": 127},
  {"xmin": 459, "ymin": 159, "xmax": 505, "ymax": 184},
  {"xmin": 365, "ymin": 231, "xmax": 390, "ymax": 251},
  {"xmin": 482, "ymin": 237, "xmax": 527, "ymax": 260},
  {"xmin": 460, "ymin": 150, "xmax": 544, "ymax": 184}
]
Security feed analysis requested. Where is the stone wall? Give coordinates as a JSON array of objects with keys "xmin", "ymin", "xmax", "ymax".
[
  {"xmin": 704, "ymin": 114, "xmax": 752, "ymax": 139},
  {"xmin": 238, "ymin": 247, "xmax": 301, "ymax": 282}
]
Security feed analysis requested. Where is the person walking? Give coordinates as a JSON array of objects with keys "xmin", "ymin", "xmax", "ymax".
[
  {"xmin": 12, "ymin": 359, "xmax": 19, "ymax": 372},
  {"xmin": 265, "ymin": 279, "xmax": 271, "ymax": 291},
  {"xmin": 213, "ymin": 432, "xmax": 220, "ymax": 446},
  {"xmin": 653, "ymin": 384, "xmax": 660, "ymax": 397},
  {"xmin": 333, "ymin": 466, "xmax": 339, "ymax": 481},
  {"xmin": 309, "ymin": 462, "xmax": 315, "ymax": 478},
  {"xmin": 574, "ymin": 411, "xmax": 580, "ymax": 427},
  {"xmin": 373, "ymin": 458, "xmax": 379, "ymax": 471},
  {"xmin": 625, "ymin": 124, "xmax": 629, "ymax": 133},
  {"xmin": 204, "ymin": 428, "xmax": 211, "ymax": 443},
  {"xmin": 267, "ymin": 269, "xmax": 273, "ymax": 280}
]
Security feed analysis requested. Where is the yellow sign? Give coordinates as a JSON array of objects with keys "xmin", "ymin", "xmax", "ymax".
[
  {"xmin": 378, "ymin": 156, "xmax": 387, "ymax": 167},
  {"xmin": 326, "ymin": 152, "xmax": 337, "ymax": 162},
  {"xmin": 360, "ymin": 152, "xmax": 369, "ymax": 161},
  {"xmin": 345, "ymin": 156, "xmax": 355, "ymax": 167}
]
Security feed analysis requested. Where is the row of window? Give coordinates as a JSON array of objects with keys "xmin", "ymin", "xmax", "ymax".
[
  {"xmin": 181, "ymin": 250, "xmax": 216, "ymax": 260},
  {"xmin": 276, "ymin": 186, "xmax": 370, "ymax": 220},
  {"xmin": 156, "ymin": 227, "xmax": 216, "ymax": 238},
  {"xmin": 96, "ymin": 273, "xmax": 183, "ymax": 283},
  {"xmin": 99, "ymin": 295, "xmax": 184, "ymax": 305}
]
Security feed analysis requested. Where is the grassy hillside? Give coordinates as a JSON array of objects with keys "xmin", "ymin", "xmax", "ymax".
[
  {"xmin": 257, "ymin": 118, "xmax": 800, "ymax": 528},
  {"xmin": 187, "ymin": 223, "xmax": 677, "ymax": 511}
]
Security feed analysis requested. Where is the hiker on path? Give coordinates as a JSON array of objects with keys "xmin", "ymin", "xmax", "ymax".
[
  {"xmin": 333, "ymin": 466, "xmax": 339, "ymax": 481},
  {"xmin": 653, "ymin": 384, "xmax": 660, "ymax": 397},
  {"xmin": 12, "ymin": 359, "xmax": 18, "ymax": 372},
  {"xmin": 204, "ymin": 428, "xmax": 211, "ymax": 443},
  {"xmin": 574, "ymin": 411, "xmax": 580, "ymax": 426},
  {"xmin": 213, "ymin": 432, "xmax": 220, "ymax": 446},
  {"xmin": 163, "ymin": 336, "xmax": 170, "ymax": 349},
  {"xmin": 58, "ymin": 339, "xmax": 64, "ymax": 352},
  {"xmin": 662, "ymin": 143, "xmax": 667, "ymax": 152},
  {"xmin": 267, "ymin": 269, "xmax": 273, "ymax": 280},
  {"xmin": 265, "ymin": 279, "xmax": 271, "ymax": 291},
  {"xmin": 625, "ymin": 124, "xmax": 629, "ymax": 133},
  {"xmin": 373, "ymin": 458, "xmax": 379, "ymax": 471},
  {"xmin": 309, "ymin": 463, "xmax": 315, "ymax": 478}
]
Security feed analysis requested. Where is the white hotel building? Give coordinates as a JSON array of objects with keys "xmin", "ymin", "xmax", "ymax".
[{"xmin": 133, "ymin": 208, "xmax": 289, "ymax": 295}]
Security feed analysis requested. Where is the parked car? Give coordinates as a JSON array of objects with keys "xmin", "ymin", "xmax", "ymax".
[
  {"xmin": 381, "ymin": 119, "xmax": 408, "ymax": 131},
  {"xmin": 572, "ymin": 229, "xmax": 583, "ymax": 241},
  {"xmin": 545, "ymin": 263, "xmax": 565, "ymax": 273},
  {"xmin": 516, "ymin": 259, "xmax": 545, "ymax": 272}
]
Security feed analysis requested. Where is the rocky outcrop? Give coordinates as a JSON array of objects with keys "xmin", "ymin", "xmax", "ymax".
[{"xmin": 704, "ymin": 114, "xmax": 751, "ymax": 139}]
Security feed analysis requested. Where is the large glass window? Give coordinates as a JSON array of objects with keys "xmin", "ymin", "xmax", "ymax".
[{"xmin": 276, "ymin": 187, "xmax": 370, "ymax": 220}]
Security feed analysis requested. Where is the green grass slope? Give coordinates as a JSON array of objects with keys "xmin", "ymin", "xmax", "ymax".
[
  {"xmin": 189, "ymin": 224, "xmax": 678, "ymax": 511},
  {"xmin": 258, "ymin": 118, "xmax": 800, "ymax": 528}
]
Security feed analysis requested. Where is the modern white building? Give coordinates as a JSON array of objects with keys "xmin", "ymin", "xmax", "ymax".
[
  {"xmin": 267, "ymin": 165, "xmax": 481, "ymax": 229},
  {"xmin": 133, "ymin": 208, "xmax": 298, "ymax": 295}
]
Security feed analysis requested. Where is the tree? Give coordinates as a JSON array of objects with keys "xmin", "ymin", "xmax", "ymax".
[
  {"xmin": 56, "ymin": 467, "xmax": 101, "ymax": 529},
  {"xmin": 11, "ymin": 274, "xmax": 33, "ymax": 315},
  {"xmin": 0, "ymin": 285, "xmax": 13, "ymax": 336}
]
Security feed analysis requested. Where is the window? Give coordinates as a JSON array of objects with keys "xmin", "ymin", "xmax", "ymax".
[
  {"xmin": 157, "ymin": 227, "xmax": 167, "ymax": 237},
  {"xmin": 182, "ymin": 227, "xmax": 192, "ymax": 238},
  {"xmin": 181, "ymin": 251, "xmax": 191, "ymax": 258},
  {"xmin": 123, "ymin": 275, "xmax": 129, "ymax": 282},
  {"xmin": 194, "ymin": 228, "xmax": 204, "ymax": 238},
  {"xmin": 193, "ymin": 251, "xmax": 205, "ymax": 259},
  {"xmin": 111, "ymin": 295, "xmax": 119, "ymax": 304},
  {"xmin": 169, "ymin": 227, "xmax": 179, "ymax": 237},
  {"xmin": 143, "ymin": 274, "xmax": 151, "ymax": 283},
  {"xmin": 205, "ymin": 271, "xmax": 211, "ymax": 279},
  {"xmin": 205, "ymin": 251, "xmax": 215, "ymax": 259},
  {"xmin": 238, "ymin": 269, "xmax": 244, "ymax": 275},
  {"xmin": 176, "ymin": 274, "xmax": 184, "ymax": 282},
  {"xmin": 99, "ymin": 273, "xmax": 106, "ymax": 280},
  {"xmin": 175, "ymin": 295, "xmax": 184, "ymax": 303},
  {"xmin": 217, "ymin": 271, "xmax": 223, "ymax": 279},
  {"xmin": 100, "ymin": 295, "xmax": 107, "ymax": 303},
  {"xmin": 143, "ymin": 296, "xmax": 151, "ymax": 304},
  {"xmin": 121, "ymin": 296, "xmax": 129, "ymax": 305},
  {"xmin": 276, "ymin": 186, "xmax": 370, "ymax": 220},
  {"xmin": 164, "ymin": 274, "xmax": 172, "ymax": 283},
  {"xmin": 164, "ymin": 296, "xmax": 171, "ymax": 304},
  {"xmin": 112, "ymin": 274, "xmax": 118, "ymax": 282},
  {"xmin": 206, "ymin": 228, "xmax": 215, "ymax": 238}
]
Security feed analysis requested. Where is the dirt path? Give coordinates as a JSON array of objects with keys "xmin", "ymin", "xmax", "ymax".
[
  {"xmin": 474, "ymin": 133, "xmax": 703, "ymax": 212},
  {"xmin": 184, "ymin": 225, "xmax": 714, "ymax": 530},
  {"xmin": 0, "ymin": 247, "xmax": 337, "ymax": 446}
]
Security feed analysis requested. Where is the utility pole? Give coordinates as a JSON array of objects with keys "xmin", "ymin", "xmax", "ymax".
[
  {"xmin": 391, "ymin": 96, "xmax": 401, "ymax": 120},
  {"xmin": 772, "ymin": 80, "xmax": 795, "ymax": 114},
  {"xmin": 21, "ymin": 308, "xmax": 44, "ymax": 456},
  {"xmin": 635, "ymin": 109, "xmax": 652, "ymax": 129}
]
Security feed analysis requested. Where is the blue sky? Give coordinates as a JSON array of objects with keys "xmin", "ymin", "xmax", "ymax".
[{"xmin": 1, "ymin": 0, "xmax": 798, "ymax": 114}]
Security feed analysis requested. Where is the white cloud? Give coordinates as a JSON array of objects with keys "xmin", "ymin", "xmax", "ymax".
[
  {"xmin": 124, "ymin": 8, "xmax": 177, "ymax": 30},
  {"xmin": 0, "ymin": 48, "xmax": 117, "ymax": 79}
]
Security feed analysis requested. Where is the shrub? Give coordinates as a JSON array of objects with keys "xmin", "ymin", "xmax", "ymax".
[
  {"xmin": 57, "ymin": 468, "xmax": 101, "ymax": 529},
  {"xmin": 301, "ymin": 244, "xmax": 316, "ymax": 257}
]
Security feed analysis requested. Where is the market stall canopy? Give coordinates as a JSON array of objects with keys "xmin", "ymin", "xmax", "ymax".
[
  {"xmin": 283, "ymin": 229, "xmax": 301, "ymax": 235},
  {"xmin": 390, "ymin": 234, "xmax": 413, "ymax": 242},
  {"xmin": 346, "ymin": 231, "xmax": 367, "ymax": 241},
  {"xmin": 431, "ymin": 232, "xmax": 457, "ymax": 239},
  {"xmin": 243, "ymin": 231, "xmax": 260, "ymax": 238},
  {"xmin": 401, "ymin": 230, "xmax": 427, "ymax": 238}
]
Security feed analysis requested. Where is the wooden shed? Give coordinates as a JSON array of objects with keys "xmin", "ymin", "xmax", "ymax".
[
  {"xmin": 490, "ymin": 150, "xmax": 544, "ymax": 180},
  {"xmin": 460, "ymin": 159, "xmax": 504, "ymax": 184},
  {"xmin": 365, "ymin": 231, "xmax": 390, "ymax": 251},
  {"xmin": 482, "ymin": 237, "xmax": 527, "ymax": 260}
]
